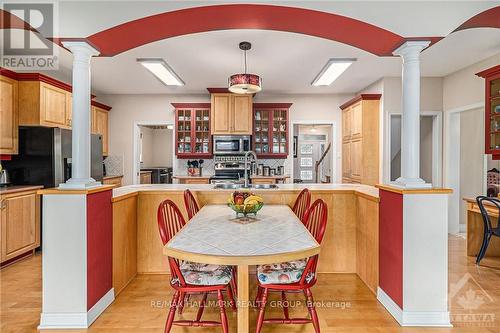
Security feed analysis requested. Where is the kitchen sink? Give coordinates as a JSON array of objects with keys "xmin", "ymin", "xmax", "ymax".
[
  {"xmin": 252, "ymin": 184, "xmax": 279, "ymax": 189},
  {"xmin": 212, "ymin": 183, "xmax": 242, "ymax": 190}
]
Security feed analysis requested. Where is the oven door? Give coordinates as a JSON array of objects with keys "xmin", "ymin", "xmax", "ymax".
[{"xmin": 213, "ymin": 136, "xmax": 243, "ymax": 154}]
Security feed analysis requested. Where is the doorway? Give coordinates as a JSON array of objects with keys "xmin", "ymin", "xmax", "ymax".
[
  {"xmin": 293, "ymin": 124, "xmax": 333, "ymax": 183},
  {"xmin": 133, "ymin": 121, "xmax": 174, "ymax": 185},
  {"xmin": 388, "ymin": 113, "xmax": 442, "ymax": 186}
]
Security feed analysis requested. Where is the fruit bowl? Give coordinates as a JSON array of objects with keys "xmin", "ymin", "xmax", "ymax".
[{"xmin": 227, "ymin": 191, "xmax": 264, "ymax": 217}]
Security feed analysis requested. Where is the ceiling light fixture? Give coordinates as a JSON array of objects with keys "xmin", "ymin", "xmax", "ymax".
[
  {"xmin": 228, "ymin": 41, "xmax": 262, "ymax": 94},
  {"xmin": 137, "ymin": 58, "xmax": 184, "ymax": 86},
  {"xmin": 311, "ymin": 58, "xmax": 356, "ymax": 86}
]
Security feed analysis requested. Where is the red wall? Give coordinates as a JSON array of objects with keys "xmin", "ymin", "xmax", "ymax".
[
  {"xmin": 86, "ymin": 190, "xmax": 113, "ymax": 310},
  {"xmin": 379, "ymin": 189, "xmax": 403, "ymax": 308}
]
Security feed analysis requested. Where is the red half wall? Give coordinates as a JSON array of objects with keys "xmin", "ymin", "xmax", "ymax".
[
  {"xmin": 379, "ymin": 189, "xmax": 403, "ymax": 308},
  {"xmin": 86, "ymin": 190, "xmax": 113, "ymax": 310}
]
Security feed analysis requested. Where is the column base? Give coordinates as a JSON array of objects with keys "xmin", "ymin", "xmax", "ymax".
[
  {"xmin": 391, "ymin": 177, "xmax": 432, "ymax": 189},
  {"xmin": 59, "ymin": 178, "xmax": 101, "ymax": 190},
  {"xmin": 377, "ymin": 288, "xmax": 452, "ymax": 327}
]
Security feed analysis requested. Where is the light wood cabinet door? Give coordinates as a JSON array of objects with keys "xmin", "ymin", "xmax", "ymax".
[
  {"xmin": 350, "ymin": 138, "xmax": 362, "ymax": 181},
  {"xmin": 140, "ymin": 172, "xmax": 152, "ymax": 184},
  {"xmin": 251, "ymin": 178, "xmax": 276, "ymax": 185},
  {"xmin": 351, "ymin": 102, "xmax": 362, "ymax": 138},
  {"xmin": 231, "ymin": 95, "xmax": 252, "ymax": 134},
  {"xmin": 211, "ymin": 94, "xmax": 232, "ymax": 134},
  {"xmin": 40, "ymin": 82, "xmax": 70, "ymax": 128},
  {"xmin": 92, "ymin": 106, "xmax": 109, "ymax": 155},
  {"xmin": 0, "ymin": 76, "xmax": 18, "ymax": 154},
  {"xmin": 184, "ymin": 178, "xmax": 210, "ymax": 184},
  {"xmin": 342, "ymin": 141, "xmax": 351, "ymax": 179},
  {"xmin": 1, "ymin": 193, "xmax": 39, "ymax": 262},
  {"xmin": 342, "ymin": 108, "xmax": 351, "ymax": 141}
]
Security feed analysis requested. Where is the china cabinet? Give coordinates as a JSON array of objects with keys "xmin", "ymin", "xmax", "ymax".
[
  {"xmin": 477, "ymin": 65, "xmax": 500, "ymax": 159},
  {"xmin": 253, "ymin": 103, "xmax": 292, "ymax": 158},
  {"xmin": 173, "ymin": 103, "xmax": 212, "ymax": 158}
]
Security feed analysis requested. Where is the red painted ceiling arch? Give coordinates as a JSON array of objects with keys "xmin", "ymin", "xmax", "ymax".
[{"xmin": 86, "ymin": 4, "xmax": 408, "ymax": 57}]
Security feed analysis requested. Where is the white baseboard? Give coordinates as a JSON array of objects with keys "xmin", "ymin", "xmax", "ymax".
[
  {"xmin": 377, "ymin": 287, "xmax": 403, "ymax": 324},
  {"xmin": 377, "ymin": 287, "xmax": 452, "ymax": 327},
  {"xmin": 87, "ymin": 288, "xmax": 115, "ymax": 326},
  {"xmin": 39, "ymin": 288, "xmax": 115, "ymax": 329}
]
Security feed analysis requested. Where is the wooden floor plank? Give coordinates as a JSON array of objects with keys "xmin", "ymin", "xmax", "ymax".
[{"xmin": 1, "ymin": 235, "xmax": 500, "ymax": 332}]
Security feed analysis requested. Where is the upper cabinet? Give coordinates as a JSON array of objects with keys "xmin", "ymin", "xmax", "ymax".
[
  {"xmin": 173, "ymin": 103, "xmax": 212, "ymax": 159},
  {"xmin": 476, "ymin": 65, "xmax": 500, "ymax": 159},
  {"xmin": 210, "ymin": 93, "xmax": 252, "ymax": 135},
  {"xmin": 341, "ymin": 94, "xmax": 381, "ymax": 185},
  {"xmin": 18, "ymin": 79, "xmax": 72, "ymax": 129},
  {"xmin": 253, "ymin": 103, "xmax": 291, "ymax": 158},
  {"xmin": 0, "ymin": 75, "xmax": 19, "ymax": 154},
  {"xmin": 91, "ymin": 102, "xmax": 111, "ymax": 156}
]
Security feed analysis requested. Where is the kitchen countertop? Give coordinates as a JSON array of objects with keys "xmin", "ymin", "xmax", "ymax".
[
  {"xmin": 0, "ymin": 185, "xmax": 44, "ymax": 195},
  {"xmin": 250, "ymin": 175, "xmax": 290, "ymax": 179},
  {"xmin": 172, "ymin": 175, "xmax": 212, "ymax": 179},
  {"xmin": 112, "ymin": 183, "xmax": 379, "ymax": 202},
  {"xmin": 103, "ymin": 175, "xmax": 123, "ymax": 179},
  {"xmin": 139, "ymin": 170, "xmax": 152, "ymax": 174}
]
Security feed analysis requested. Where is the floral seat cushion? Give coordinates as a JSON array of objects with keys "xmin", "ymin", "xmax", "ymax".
[
  {"xmin": 257, "ymin": 259, "xmax": 313, "ymax": 285},
  {"xmin": 179, "ymin": 261, "xmax": 232, "ymax": 286}
]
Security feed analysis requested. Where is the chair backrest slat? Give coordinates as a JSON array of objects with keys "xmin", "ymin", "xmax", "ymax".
[
  {"xmin": 476, "ymin": 196, "xmax": 500, "ymax": 233},
  {"xmin": 184, "ymin": 189, "xmax": 200, "ymax": 220},
  {"xmin": 157, "ymin": 199, "xmax": 187, "ymax": 286},
  {"xmin": 292, "ymin": 188, "xmax": 311, "ymax": 223}
]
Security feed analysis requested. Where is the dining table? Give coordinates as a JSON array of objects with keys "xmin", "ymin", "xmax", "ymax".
[{"xmin": 163, "ymin": 204, "xmax": 320, "ymax": 333}]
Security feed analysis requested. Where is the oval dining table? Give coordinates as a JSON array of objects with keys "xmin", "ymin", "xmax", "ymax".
[{"xmin": 163, "ymin": 204, "xmax": 320, "ymax": 333}]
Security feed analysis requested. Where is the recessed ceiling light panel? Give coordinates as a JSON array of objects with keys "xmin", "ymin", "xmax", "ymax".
[
  {"xmin": 137, "ymin": 58, "xmax": 184, "ymax": 86},
  {"xmin": 311, "ymin": 58, "xmax": 356, "ymax": 86}
]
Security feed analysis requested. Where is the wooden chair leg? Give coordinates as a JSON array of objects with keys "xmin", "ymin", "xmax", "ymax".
[
  {"xmin": 217, "ymin": 290, "xmax": 229, "ymax": 333},
  {"xmin": 476, "ymin": 232, "xmax": 492, "ymax": 265},
  {"xmin": 305, "ymin": 288, "xmax": 320, "ymax": 333},
  {"xmin": 178, "ymin": 291, "xmax": 185, "ymax": 314},
  {"xmin": 164, "ymin": 291, "xmax": 180, "ymax": 333},
  {"xmin": 255, "ymin": 288, "xmax": 268, "ymax": 333},
  {"xmin": 281, "ymin": 291, "xmax": 290, "ymax": 319}
]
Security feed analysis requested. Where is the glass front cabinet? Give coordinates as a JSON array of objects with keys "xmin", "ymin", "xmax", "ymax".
[
  {"xmin": 173, "ymin": 103, "xmax": 212, "ymax": 159},
  {"xmin": 477, "ymin": 65, "xmax": 500, "ymax": 159},
  {"xmin": 253, "ymin": 103, "xmax": 292, "ymax": 158}
]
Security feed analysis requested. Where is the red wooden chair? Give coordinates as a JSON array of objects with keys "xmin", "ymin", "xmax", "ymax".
[
  {"xmin": 157, "ymin": 199, "xmax": 236, "ymax": 333},
  {"xmin": 255, "ymin": 199, "xmax": 328, "ymax": 333},
  {"xmin": 292, "ymin": 188, "xmax": 311, "ymax": 223},
  {"xmin": 184, "ymin": 189, "xmax": 200, "ymax": 220}
]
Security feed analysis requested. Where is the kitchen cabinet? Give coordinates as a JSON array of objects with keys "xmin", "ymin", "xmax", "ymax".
[
  {"xmin": 253, "ymin": 103, "xmax": 292, "ymax": 158},
  {"xmin": 103, "ymin": 175, "xmax": 123, "ymax": 187},
  {"xmin": 0, "ymin": 75, "xmax": 18, "ymax": 154},
  {"xmin": 18, "ymin": 80, "xmax": 72, "ymax": 129},
  {"xmin": 210, "ymin": 93, "xmax": 252, "ymax": 135},
  {"xmin": 476, "ymin": 65, "xmax": 500, "ymax": 159},
  {"xmin": 0, "ymin": 188, "xmax": 40, "ymax": 264},
  {"xmin": 92, "ymin": 104, "xmax": 111, "ymax": 156},
  {"xmin": 140, "ymin": 171, "xmax": 152, "ymax": 184},
  {"xmin": 341, "ymin": 94, "xmax": 381, "ymax": 186},
  {"xmin": 173, "ymin": 103, "xmax": 212, "ymax": 159},
  {"xmin": 174, "ymin": 176, "xmax": 210, "ymax": 184}
]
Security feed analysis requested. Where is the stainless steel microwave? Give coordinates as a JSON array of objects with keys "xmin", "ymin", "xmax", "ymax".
[{"xmin": 213, "ymin": 135, "xmax": 251, "ymax": 155}]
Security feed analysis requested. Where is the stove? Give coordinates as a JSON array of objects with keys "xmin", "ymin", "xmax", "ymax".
[{"xmin": 209, "ymin": 155, "xmax": 248, "ymax": 184}]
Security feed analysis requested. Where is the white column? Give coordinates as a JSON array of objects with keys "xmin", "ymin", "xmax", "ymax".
[
  {"xmin": 59, "ymin": 42, "xmax": 100, "ymax": 189},
  {"xmin": 392, "ymin": 41, "xmax": 431, "ymax": 189}
]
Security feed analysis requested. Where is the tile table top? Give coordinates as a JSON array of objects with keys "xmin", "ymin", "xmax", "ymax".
[{"xmin": 167, "ymin": 204, "xmax": 319, "ymax": 258}]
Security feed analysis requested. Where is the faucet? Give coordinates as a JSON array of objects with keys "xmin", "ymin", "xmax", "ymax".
[{"xmin": 243, "ymin": 150, "xmax": 257, "ymax": 188}]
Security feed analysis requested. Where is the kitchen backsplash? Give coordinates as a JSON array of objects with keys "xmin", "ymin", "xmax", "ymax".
[
  {"xmin": 174, "ymin": 158, "xmax": 288, "ymax": 177},
  {"xmin": 104, "ymin": 155, "xmax": 124, "ymax": 176}
]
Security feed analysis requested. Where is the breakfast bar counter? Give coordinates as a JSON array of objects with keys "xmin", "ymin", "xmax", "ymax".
[{"xmin": 111, "ymin": 183, "xmax": 380, "ymax": 296}]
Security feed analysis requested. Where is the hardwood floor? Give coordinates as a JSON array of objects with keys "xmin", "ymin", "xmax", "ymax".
[{"xmin": 1, "ymin": 235, "xmax": 500, "ymax": 333}]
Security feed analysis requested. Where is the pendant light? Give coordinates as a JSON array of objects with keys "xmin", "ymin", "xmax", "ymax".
[{"xmin": 228, "ymin": 41, "xmax": 262, "ymax": 94}]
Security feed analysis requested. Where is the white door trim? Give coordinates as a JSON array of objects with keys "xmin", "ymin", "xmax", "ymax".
[
  {"xmin": 132, "ymin": 121, "xmax": 174, "ymax": 185},
  {"xmin": 385, "ymin": 111, "xmax": 443, "ymax": 186},
  {"xmin": 290, "ymin": 121, "xmax": 338, "ymax": 183}
]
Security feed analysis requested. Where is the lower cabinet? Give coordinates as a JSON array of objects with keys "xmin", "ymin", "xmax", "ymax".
[
  {"xmin": 175, "ymin": 177, "xmax": 210, "ymax": 184},
  {"xmin": 0, "ymin": 190, "xmax": 40, "ymax": 264},
  {"xmin": 251, "ymin": 178, "xmax": 276, "ymax": 185},
  {"xmin": 140, "ymin": 171, "xmax": 152, "ymax": 184},
  {"xmin": 103, "ymin": 176, "xmax": 123, "ymax": 187},
  {"xmin": 356, "ymin": 196, "xmax": 379, "ymax": 294}
]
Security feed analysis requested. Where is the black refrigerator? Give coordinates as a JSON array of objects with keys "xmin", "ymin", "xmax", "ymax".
[{"xmin": 3, "ymin": 127, "xmax": 103, "ymax": 188}]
